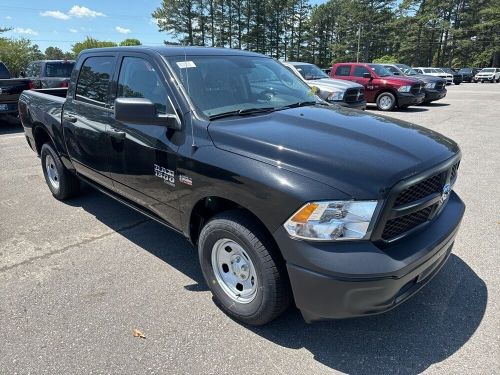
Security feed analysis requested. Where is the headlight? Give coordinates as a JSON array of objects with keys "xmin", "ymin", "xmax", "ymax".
[
  {"xmin": 425, "ymin": 82, "xmax": 436, "ymax": 89},
  {"xmin": 327, "ymin": 90, "xmax": 345, "ymax": 101},
  {"xmin": 284, "ymin": 200, "xmax": 379, "ymax": 241},
  {"xmin": 398, "ymin": 86, "xmax": 411, "ymax": 93}
]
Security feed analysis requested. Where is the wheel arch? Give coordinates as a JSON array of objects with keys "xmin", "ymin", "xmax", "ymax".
[{"xmin": 32, "ymin": 123, "xmax": 56, "ymax": 155}]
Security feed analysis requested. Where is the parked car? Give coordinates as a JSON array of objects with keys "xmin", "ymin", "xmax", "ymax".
[
  {"xmin": 330, "ymin": 62, "xmax": 425, "ymax": 111},
  {"xmin": 438, "ymin": 68, "xmax": 463, "ymax": 85},
  {"xmin": 19, "ymin": 46, "xmax": 465, "ymax": 325},
  {"xmin": 0, "ymin": 61, "xmax": 32, "ymax": 117},
  {"xmin": 457, "ymin": 67, "xmax": 479, "ymax": 82},
  {"xmin": 414, "ymin": 68, "xmax": 453, "ymax": 85},
  {"xmin": 20, "ymin": 60, "xmax": 75, "ymax": 89},
  {"xmin": 473, "ymin": 68, "xmax": 500, "ymax": 83},
  {"xmin": 382, "ymin": 63, "xmax": 447, "ymax": 104},
  {"xmin": 283, "ymin": 61, "xmax": 366, "ymax": 110}
]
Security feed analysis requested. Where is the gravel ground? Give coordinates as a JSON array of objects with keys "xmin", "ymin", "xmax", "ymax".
[{"xmin": 0, "ymin": 83, "xmax": 498, "ymax": 374}]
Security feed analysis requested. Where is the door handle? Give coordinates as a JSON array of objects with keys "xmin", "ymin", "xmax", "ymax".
[
  {"xmin": 107, "ymin": 127, "xmax": 126, "ymax": 141},
  {"xmin": 65, "ymin": 115, "xmax": 77, "ymax": 123}
]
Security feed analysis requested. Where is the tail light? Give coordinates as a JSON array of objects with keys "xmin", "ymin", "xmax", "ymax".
[
  {"xmin": 59, "ymin": 80, "xmax": 69, "ymax": 88},
  {"xmin": 28, "ymin": 81, "xmax": 34, "ymax": 90}
]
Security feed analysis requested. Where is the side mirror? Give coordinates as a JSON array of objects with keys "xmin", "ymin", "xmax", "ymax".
[
  {"xmin": 114, "ymin": 97, "xmax": 180, "ymax": 129},
  {"xmin": 363, "ymin": 72, "xmax": 372, "ymax": 79}
]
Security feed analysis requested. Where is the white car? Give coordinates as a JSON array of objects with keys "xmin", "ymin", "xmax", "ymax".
[
  {"xmin": 474, "ymin": 68, "xmax": 500, "ymax": 83},
  {"xmin": 414, "ymin": 67, "xmax": 453, "ymax": 85}
]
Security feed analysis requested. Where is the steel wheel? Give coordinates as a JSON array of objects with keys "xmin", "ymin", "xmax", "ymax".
[
  {"xmin": 379, "ymin": 95, "xmax": 394, "ymax": 110},
  {"xmin": 45, "ymin": 153, "xmax": 60, "ymax": 190},
  {"xmin": 211, "ymin": 238, "xmax": 258, "ymax": 304}
]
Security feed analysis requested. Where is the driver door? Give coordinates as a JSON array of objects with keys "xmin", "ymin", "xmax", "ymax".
[{"xmin": 107, "ymin": 52, "xmax": 183, "ymax": 227}]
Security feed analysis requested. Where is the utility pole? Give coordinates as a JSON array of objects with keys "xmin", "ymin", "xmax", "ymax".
[{"xmin": 356, "ymin": 25, "xmax": 362, "ymax": 62}]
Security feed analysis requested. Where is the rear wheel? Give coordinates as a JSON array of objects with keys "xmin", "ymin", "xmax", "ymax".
[
  {"xmin": 376, "ymin": 92, "xmax": 396, "ymax": 111},
  {"xmin": 41, "ymin": 143, "xmax": 80, "ymax": 200},
  {"xmin": 198, "ymin": 210, "xmax": 291, "ymax": 325}
]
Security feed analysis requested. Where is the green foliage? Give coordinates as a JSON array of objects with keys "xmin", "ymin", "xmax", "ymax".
[
  {"xmin": 151, "ymin": 0, "xmax": 499, "ymax": 68},
  {"xmin": 44, "ymin": 46, "xmax": 65, "ymax": 60},
  {"xmin": 120, "ymin": 38, "xmax": 142, "ymax": 46},
  {"xmin": 0, "ymin": 38, "xmax": 43, "ymax": 76},
  {"xmin": 372, "ymin": 55, "xmax": 399, "ymax": 63},
  {"xmin": 71, "ymin": 37, "xmax": 118, "ymax": 56}
]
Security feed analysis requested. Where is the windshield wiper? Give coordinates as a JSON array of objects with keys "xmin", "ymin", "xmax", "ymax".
[{"xmin": 208, "ymin": 107, "xmax": 275, "ymax": 120}]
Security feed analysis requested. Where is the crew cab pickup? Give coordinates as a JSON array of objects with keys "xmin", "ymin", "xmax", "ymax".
[
  {"xmin": 0, "ymin": 62, "xmax": 32, "ymax": 117},
  {"xmin": 330, "ymin": 63, "xmax": 425, "ymax": 110},
  {"xmin": 283, "ymin": 61, "xmax": 366, "ymax": 110},
  {"xmin": 20, "ymin": 59, "xmax": 75, "ymax": 89},
  {"xmin": 19, "ymin": 47, "xmax": 465, "ymax": 325}
]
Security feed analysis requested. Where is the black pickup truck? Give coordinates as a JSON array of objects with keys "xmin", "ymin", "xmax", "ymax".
[
  {"xmin": 0, "ymin": 62, "xmax": 32, "ymax": 117},
  {"xmin": 18, "ymin": 46, "xmax": 465, "ymax": 325}
]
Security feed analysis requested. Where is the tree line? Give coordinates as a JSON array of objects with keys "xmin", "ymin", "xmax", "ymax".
[
  {"xmin": 152, "ymin": 0, "xmax": 500, "ymax": 68},
  {"xmin": 0, "ymin": 34, "xmax": 141, "ymax": 76}
]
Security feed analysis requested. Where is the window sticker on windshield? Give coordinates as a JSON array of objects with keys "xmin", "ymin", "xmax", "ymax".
[{"xmin": 176, "ymin": 61, "xmax": 196, "ymax": 68}]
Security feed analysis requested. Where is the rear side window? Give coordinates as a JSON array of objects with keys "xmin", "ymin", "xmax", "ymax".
[
  {"xmin": 45, "ymin": 62, "xmax": 75, "ymax": 77},
  {"xmin": 384, "ymin": 66, "xmax": 399, "ymax": 74},
  {"xmin": 76, "ymin": 56, "xmax": 114, "ymax": 107},
  {"xmin": 117, "ymin": 57, "xmax": 169, "ymax": 114},
  {"xmin": 335, "ymin": 65, "xmax": 351, "ymax": 76},
  {"xmin": 353, "ymin": 65, "xmax": 370, "ymax": 77}
]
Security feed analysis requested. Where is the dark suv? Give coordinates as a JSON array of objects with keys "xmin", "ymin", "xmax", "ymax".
[
  {"xmin": 457, "ymin": 68, "xmax": 479, "ymax": 82},
  {"xmin": 330, "ymin": 62, "xmax": 425, "ymax": 110}
]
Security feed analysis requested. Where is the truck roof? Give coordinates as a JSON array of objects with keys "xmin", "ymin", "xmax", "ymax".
[{"xmin": 80, "ymin": 45, "xmax": 266, "ymax": 58}]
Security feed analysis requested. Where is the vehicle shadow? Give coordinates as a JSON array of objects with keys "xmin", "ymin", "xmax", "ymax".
[
  {"xmin": 67, "ymin": 187, "xmax": 487, "ymax": 375},
  {"xmin": 420, "ymin": 102, "xmax": 451, "ymax": 107},
  {"xmin": 0, "ymin": 116, "xmax": 23, "ymax": 135}
]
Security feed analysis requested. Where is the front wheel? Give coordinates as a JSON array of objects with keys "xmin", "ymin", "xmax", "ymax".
[
  {"xmin": 376, "ymin": 92, "xmax": 396, "ymax": 111},
  {"xmin": 41, "ymin": 143, "xmax": 80, "ymax": 200},
  {"xmin": 198, "ymin": 210, "xmax": 291, "ymax": 325}
]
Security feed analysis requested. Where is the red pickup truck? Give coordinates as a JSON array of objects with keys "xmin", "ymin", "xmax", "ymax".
[{"xmin": 330, "ymin": 63, "xmax": 425, "ymax": 111}]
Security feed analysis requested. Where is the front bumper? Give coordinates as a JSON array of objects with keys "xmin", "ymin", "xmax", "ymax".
[
  {"xmin": 274, "ymin": 192, "xmax": 465, "ymax": 322},
  {"xmin": 397, "ymin": 92, "xmax": 425, "ymax": 107},
  {"xmin": 334, "ymin": 100, "xmax": 366, "ymax": 110},
  {"xmin": 475, "ymin": 76, "xmax": 495, "ymax": 82},
  {"xmin": 424, "ymin": 88, "xmax": 447, "ymax": 102}
]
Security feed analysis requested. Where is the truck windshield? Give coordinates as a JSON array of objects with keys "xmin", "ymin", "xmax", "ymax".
[
  {"xmin": 0, "ymin": 63, "xmax": 11, "ymax": 79},
  {"xmin": 293, "ymin": 64, "xmax": 329, "ymax": 80},
  {"xmin": 165, "ymin": 55, "xmax": 320, "ymax": 119},
  {"xmin": 395, "ymin": 64, "xmax": 418, "ymax": 76},
  {"xmin": 45, "ymin": 62, "xmax": 75, "ymax": 77},
  {"xmin": 367, "ymin": 64, "xmax": 392, "ymax": 77}
]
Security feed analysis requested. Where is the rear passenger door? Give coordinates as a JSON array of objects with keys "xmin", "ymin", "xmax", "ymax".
[
  {"xmin": 106, "ymin": 52, "xmax": 182, "ymax": 227},
  {"xmin": 332, "ymin": 64, "xmax": 352, "ymax": 81},
  {"xmin": 63, "ymin": 53, "xmax": 117, "ymax": 190}
]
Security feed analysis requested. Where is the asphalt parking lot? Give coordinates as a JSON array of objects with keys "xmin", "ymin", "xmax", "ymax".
[{"xmin": 0, "ymin": 84, "xmax": 498, "ymax": 374}]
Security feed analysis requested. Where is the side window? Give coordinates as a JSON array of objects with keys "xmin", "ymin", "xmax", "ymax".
[
  {"xmin": 76, "ymin": 56, "xmax": 114, "ymax": 107},
  {"xmin": 24, "ymin": 63, "xmax": 34, "ymax": 77},
  {"xmin": 353, "ymin": 66, "xmax": 370, "ymax": 77},
  {"xmin": 117, "ymin": 57, "xmax": 168, "ymax": 114},
  {"xmin": 32, "ymin": 63, "xmax": 42, "ymax": 77},
  {"xmin": 335, "ymin": 65, "xmax": 351, "ymax": 76},
  {"xmin": 385, "ymin": 66, "xmax": 399, "ymax": 74}
]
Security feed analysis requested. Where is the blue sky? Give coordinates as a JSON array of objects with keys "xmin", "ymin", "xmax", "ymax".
[{"xmin": 2, "ymin": 0, "xmax": 326, "ymax": 53}]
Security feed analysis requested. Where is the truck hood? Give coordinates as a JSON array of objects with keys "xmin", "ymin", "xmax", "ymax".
[
  {"xmin": 208, "ymin": 106, "xmax": 459, "ymax": 198},
  {"xmin": 308, "ymin": 78, "xmax": 363, "ymax": 91},
  {"xmin": 476, "ymin": 72, "xmax": 495, "ymax": 77}
]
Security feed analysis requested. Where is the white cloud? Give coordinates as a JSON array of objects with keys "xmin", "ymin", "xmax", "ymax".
[
  {"xmin": 69, "ymin": 28, "xmax": 78, "ymax": 33},
  {"xmin": 115, "ymin": 26, "xmax": 131, "ymax": 34},
  {"xmin": 68, "ymin": 5, "xmax": 105, "ymax": 18},
  {"xmin": 14, "ymin": 28, "xmax": 38, "ymax": 36},
  {"xmin": 5, "ymin": 16, "xmax": 12, "ymax": 20},
  {"xmin": 40, "ymin": 10, "xmax": 70, "ymax": 20}
]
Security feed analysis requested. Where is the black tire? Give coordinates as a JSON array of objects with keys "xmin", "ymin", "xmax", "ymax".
[
  {"xmin": 376, "ymin": 92, "xmax": 396, "ymax": 111},
  {"xmin": 455, "ymin": 82, "xmax": 461, "ymax": 85},
  {"xmin": 399, "ymin": 104, "xmax": 410, "ymax": 109},
  {"xmin": 41, "ymin": 143, "xmax": 80, "ymax": 200},
  {"xmin": 198, "ymin": 210, "xmax": 291, "ymax": 325}
]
